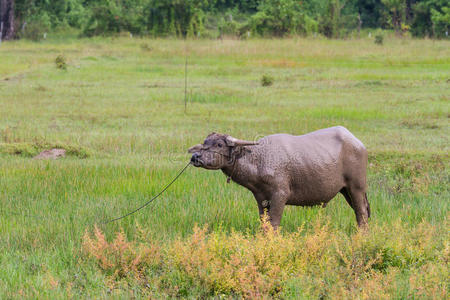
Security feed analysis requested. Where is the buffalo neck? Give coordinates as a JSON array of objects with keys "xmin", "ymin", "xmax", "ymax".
[{"xmin": 221, "ymin": 147, "xmax": 260, "ymax": 189}]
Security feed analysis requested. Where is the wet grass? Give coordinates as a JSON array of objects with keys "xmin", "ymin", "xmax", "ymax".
[{"xmin": 0, "ymin": 37, "xmax": 449, "ymax": 298}]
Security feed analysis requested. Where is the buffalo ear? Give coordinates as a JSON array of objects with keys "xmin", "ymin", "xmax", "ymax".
[
  {"xmin": 225, "ymin": 135, "xmax": 259, "ymax": 147},
  {"xmin": 188, "ymin": 144, "xmax": 202, "ymax": 153}
]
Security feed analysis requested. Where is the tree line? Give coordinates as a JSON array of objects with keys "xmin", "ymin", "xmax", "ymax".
[{"xmin": 0, "ymin": 0, "xmax": 448, "ymax": 41}]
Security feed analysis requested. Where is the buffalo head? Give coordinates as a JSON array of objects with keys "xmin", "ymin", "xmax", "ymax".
[{"xmin": 188, "ymin": 133, "xmax": 258, "ymax": 169}]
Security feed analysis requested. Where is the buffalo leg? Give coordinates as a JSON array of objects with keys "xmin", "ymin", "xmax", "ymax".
[
  {"xmin": 340, "ymin": 187, "xmax": 353, "ymax": 209},
  {"xmin": 347, "ymin": 186, "xmax": 369, "ymax": 228},
  {"xmin": 252, "ymin": 191, "xmax": 268, "ymax": 220},
  {"xmin": 267, "ymin": 190, "xmax": 288, "ymax": 230}
]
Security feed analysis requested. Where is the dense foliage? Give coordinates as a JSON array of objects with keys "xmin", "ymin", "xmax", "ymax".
[{"xmin": 7, "ymin": 0, "xmax": 450, "ymax": 38}]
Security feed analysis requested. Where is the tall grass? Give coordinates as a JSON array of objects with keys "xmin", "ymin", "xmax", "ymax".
[{"xmin": 0, "ymin": 37, "xmax": 448, "ymax": 298}]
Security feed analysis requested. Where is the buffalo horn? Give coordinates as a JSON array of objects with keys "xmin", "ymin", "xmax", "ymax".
[
  {"xmin": 226, "ymin": 136, "xmax": 259, "ymax": 146},
  {"xmin": 188, "ymin": 144, "xmax": 203, "ymax": 153}
]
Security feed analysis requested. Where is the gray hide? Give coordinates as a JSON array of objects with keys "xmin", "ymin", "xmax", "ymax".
[{"xmin": 188, "ymin": 126, "xmax": 370, "ymax": 229}]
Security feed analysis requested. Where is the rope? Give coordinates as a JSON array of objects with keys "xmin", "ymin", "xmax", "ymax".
[{"xmin": 103, "ymin": 161, "xmax": 191, "ymax": 224}]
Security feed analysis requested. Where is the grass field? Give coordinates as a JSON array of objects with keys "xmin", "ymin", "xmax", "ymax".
[{"xmin": 0, "ymin": 37, "xmax": 449, "ymax": 298}]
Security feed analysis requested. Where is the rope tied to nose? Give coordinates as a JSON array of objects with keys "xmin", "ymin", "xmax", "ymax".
[{"xmin": 104, "ymin": 161, "xmax": 191, "ymax": 224}]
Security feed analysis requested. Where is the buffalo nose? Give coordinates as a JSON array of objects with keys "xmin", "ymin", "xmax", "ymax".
[{"xmin": 191, "ymin": 153, "xmax": 200, "ymax": 163}]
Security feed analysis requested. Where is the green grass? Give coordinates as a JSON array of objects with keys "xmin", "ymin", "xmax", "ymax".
[{"xmin": 0, "ymin": 36, "xmax": 449, "ymax": 298}]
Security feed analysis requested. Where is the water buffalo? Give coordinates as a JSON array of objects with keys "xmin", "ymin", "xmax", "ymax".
[{"xmin": 189, "ymin": 126, "xmax": 370, "ymax": 229}]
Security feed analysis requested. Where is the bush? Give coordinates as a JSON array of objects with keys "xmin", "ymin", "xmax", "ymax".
[
  {"xmin": 261, "ymin": 74, "xmax": 274, "ymax": 86},
  {"xmin": 18, "ymin": 12, "xmax": 51, "ymax": 41},
  {"xmin": 55, "ymin": 54, "xmax": 67, "ymax": 70},
  {"xmin": 66, "ymin": 0, "xmax": 89, "ymax": 28},
  {"xmin": 83, "ymin": 1, "xmax": 124, "ymax": 37},
  {"xmin": 218, "ymin": 17, "xmax": 240, "ymax": 37},
  {"xmin": 0, "ymin": 142, "xmax": 39, "ymax": 156},
  {"xmin": 249, "ymin": 0, "xmax": 317, "ymax": 37},
  {"xmin": 81, "ymin": 219, "xmax": 448, "ymax": 298},
  {"xmin": 374, "ymin": 34, "xmax": 384, "ymax": 45},
  {"xmin": 0, "ymin": 141, "xmax": 91, "ymax": 158},
  {"xmin": 411, "ymin": 0, "xmax": 449, "ymax": 38},
  {"xmin": 140, "ymin": 43, "xmax": 153, "ymax": 52},
  {"xmin": 82, "ymin": 226, "xmax": 161, "ymax": 279},
  {"xmin": 143, "ymin": 0, "xmax": 207, "ymax": 37},
  {"xmin": 431, "ymin": 7, "xmax": 450, "ymax": 38}
]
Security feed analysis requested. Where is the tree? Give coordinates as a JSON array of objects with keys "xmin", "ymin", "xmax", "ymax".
[
  {"xmin": 411, "ymin": 0, "xmax": 449, "ymax": 37},
  {"xmin": 356, "ymin": 0, "xmax": 385, "ymax": 28},
  {"xmin": 249, "ymin": 0, "xmax": 318, "ymax": 36},
  {"xmin": 143, "ymin": 0, "xmax": 209, "ymax": 37},
  {"xmin": 381, "ymin": 0, "xmax": 406, "ymax": 34},
  {"xmin": 319, "ymin": 0, "xmax": 348, "ymax": 38},
  {"xmin": 213, "ymin": 0, "xmax": 261, "ymax": 12},
  {"xmin": 430, "ymin": 5, "xmax": 449, "ymax": 37},
  {"xmin": 0, "ymin": 0, "xmax": 15, "ymax": 40}
]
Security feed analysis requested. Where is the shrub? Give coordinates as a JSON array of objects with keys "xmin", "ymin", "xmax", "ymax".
[
  {"xmin": 82, "ymin": 226, "xmax": 161, "ymax": 280},
  {"xmin": 0, "ymin": 142, "xmax": 39, "ymax": 156},
  {"xmin": 142, "ymin": 0, "xmax": 207, "ymax": 37},
  {"xmin": 66, "ymin": 0, "xmax": 89, "ymax": 28},
  {"xmin": 261, "ymin": 74, "xmax": 274, "ymax": 86},
  {"xmin": 218, "ymin": 17, "xmax": 240, "ymax": 37},
  {"xmin": 249, "ymin": 0, "xmax": 318, "ymax": 37},
  {"xmin": 81, "ymin": 219, "xmax": 448, "ymax": 298},
  {"xmin": 0, "ymin": 141, "xmax": 91, "ymax": 158},
  {"xmin": 411, "ymin": 0, "xmax": 450, "ymax": 38},
  {"xmin": 431, "ymin": 7, "xmax": 450, "ymax": 38},
  {"xmin": 55, "ymin": 54, "xmax": 67, "ymax": 70},
  {"xmin": 140, "ymin": 43, "xmax": 153, "ymax": 52},
  {"xmin": 375, "ymin": 34, "xmax": 384, "ymax": 45},
  {"xmin": 83, "ymin": 1, "xmax": 123, "ymax": 37},
  {"xmin": 18, "ymin": 12, "xmax": 51, "ymax": 41}
]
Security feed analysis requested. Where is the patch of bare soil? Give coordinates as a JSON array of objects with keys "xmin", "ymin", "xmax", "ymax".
[{"xmin": 33, "ymin": 149, "xmax": 66, "ymax": 160}]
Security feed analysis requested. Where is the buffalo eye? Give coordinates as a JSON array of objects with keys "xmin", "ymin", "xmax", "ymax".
[{"xmin": 217, "ymin": 143, "xmax": 223, "ymax": 148}]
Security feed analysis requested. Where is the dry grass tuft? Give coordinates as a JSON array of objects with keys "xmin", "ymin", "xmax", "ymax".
[
  {"xmin": 81, "ymin": 218, "xmax": 448, "ymax": 299},
  {"xmin": 82, "ymin": 225, "xmax": 161, "ymax": 280}
]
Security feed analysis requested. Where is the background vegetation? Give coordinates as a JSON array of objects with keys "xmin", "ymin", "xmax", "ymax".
[
  {"xmin": 4, "ymin": 0, "xmax": 450, "ymax": 40},
  {"xmin": 0, "ymin": 37, "xmax": 448, "ymax": 298}
]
